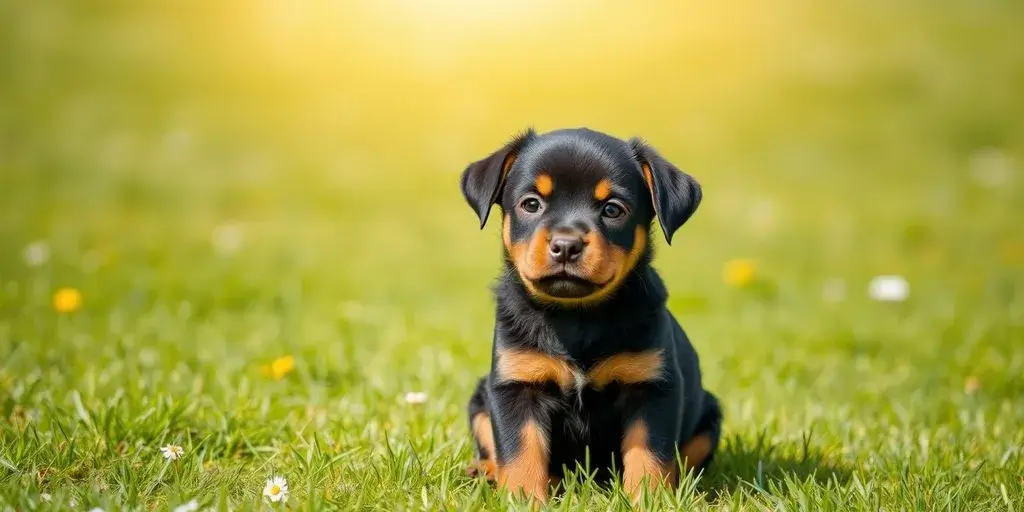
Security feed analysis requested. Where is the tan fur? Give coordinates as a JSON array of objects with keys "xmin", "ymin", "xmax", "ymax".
[
  {"xmin": 498, "ymin": 420, "xmax": 550, "ymax": 503},
  {"xmin": 495, "ymin": 349, "xmax": 576, "ymax": 391},
  {"xmin": 593, "ymin": 178, "xmax": 612, "ymax": 200},
  {"xmin": 681, "ymin": 433, "xmax": 713, "ymax": 470},
  {"xmin": 621, "ymin": 420, "xmax": 676, "ymax": 501},
  {"xmin": 471, "ymin": 413, "xmax": 498, "ymax": 481},
  {"xmin": 641, "ymin": 162, "xmax": 656, "ymax": 207},
  {"xmin": 588, "ymin": 350, "xmax": 665, "ymax": 390},
  {"xmin": 509, "ymin": 225, "xmax": 648, "ymax": 307},
  {"xmin": 535, "ymin": 174, "xmax": 553, "ymax": 197}
]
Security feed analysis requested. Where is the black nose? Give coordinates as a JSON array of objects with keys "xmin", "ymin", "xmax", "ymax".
[{"xmin": 549, "ymin": 234, "xmax": 585, "ymax": 263}]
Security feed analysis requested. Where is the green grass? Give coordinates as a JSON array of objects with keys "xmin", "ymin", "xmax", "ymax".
[{"xmin": 2, "ymin": 1, "xmax": 1024, "ymax": 510}]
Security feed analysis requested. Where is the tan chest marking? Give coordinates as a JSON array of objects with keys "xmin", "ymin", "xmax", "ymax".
[
  {"xmin": 587, "ymin": 349, "xmax": 666, "ymax": 390},
  {"xmin": 496, "ymin": 349, "xmax": 580, "ymax": 391},
  {"xmin": 496, "ymin": 349, "xmax": 665, "ymax": 391}
]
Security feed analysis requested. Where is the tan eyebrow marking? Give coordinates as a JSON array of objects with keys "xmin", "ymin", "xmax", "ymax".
[
  {"xmin": 594, "ymin": 179, "xmax": 612, "ymax": 201},
  {"xmin": 534, "ymin": 174, "xmax": 553, "ymax": 197}
]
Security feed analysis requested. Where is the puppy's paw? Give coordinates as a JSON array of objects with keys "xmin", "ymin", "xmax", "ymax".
[{"xmin": 465, "ymin": 459, "xmax": 498, "ymax": 483}]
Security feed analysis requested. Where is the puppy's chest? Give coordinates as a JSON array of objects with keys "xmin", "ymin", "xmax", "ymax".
[{"xmin": 494, "ymin": 347, "xmax": 666, "ymax": 396}]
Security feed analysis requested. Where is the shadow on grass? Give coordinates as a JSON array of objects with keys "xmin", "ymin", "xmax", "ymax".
[{"xmin": 698, "ymin": 429, "xmax": 853, "ymax": 499}]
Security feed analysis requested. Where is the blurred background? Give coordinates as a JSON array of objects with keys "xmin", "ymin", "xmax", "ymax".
[
  {"xmin": 3, "ymin": 0, "xmax": 1024, "ymax": 408},
  {"xmin": 3, "ymin": 0, "xmax": 1022, "ymax": 295},
  {"xmin": 3, "ymin": 0, "xmax": 1024, "ymax": 377},
  {"xmin": 1, "ymin": 0, "xmax": 1023, "ymax": 503}
]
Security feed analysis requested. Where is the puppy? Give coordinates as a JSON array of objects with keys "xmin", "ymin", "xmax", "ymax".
[{"xmin": 462, "ymin": 128, "xmax": 722, "ymax": 504}]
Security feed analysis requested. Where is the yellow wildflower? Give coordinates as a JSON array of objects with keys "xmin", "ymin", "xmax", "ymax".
[
  {"xmin": 261, "ymin": 355, "xmax": 295, "ymax": 380},
  {"xmin": 52, "ymin": 288, "xmax": 82, "ymax": 313},
  {"xmin": 723, "ymin": 259, "xmax": 757, "ymax": 287}
]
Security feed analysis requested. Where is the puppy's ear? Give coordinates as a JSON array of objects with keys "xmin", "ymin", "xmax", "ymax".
[
  {"xmin": 629, "ymin": 138, "xmax": 702, "ymax": 245},
  {"xmin": 460, "ymin": 129, "xmax": 535, "ymax": 228}
]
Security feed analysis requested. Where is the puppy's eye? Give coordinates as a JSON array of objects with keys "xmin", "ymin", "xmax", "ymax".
[
  {"xmin": 602, "ymin": 202, "xmax": 626, "ymax": 219},
  {"xmin": 520, "ymin": 197, "xmax": 542, "ymax": 213}
]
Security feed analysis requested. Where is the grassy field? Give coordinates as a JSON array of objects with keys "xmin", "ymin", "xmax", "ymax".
[{"xmin": 1, "ymin": 1, "xmax": 1023, "ymax": 510}]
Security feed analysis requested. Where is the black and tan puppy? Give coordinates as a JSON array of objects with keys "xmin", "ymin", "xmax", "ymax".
[{"xmin": 461, "ymin": 128, "xmax": 722, "ymax": 504}]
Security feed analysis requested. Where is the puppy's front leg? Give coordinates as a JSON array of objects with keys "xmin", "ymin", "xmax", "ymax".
[
  {"xmin": 621, "ymin": 390, "xmax": 682, "ymax": 501},
  {"xmin": 489, "ymin": 383, "xmax": 555, "ymax": 504}
]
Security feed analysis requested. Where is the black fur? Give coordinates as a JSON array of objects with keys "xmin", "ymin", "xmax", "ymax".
[
  {"xmin": 460, "ymin": 129, "xmax": 536, "ymax": 228},
  {"xmin": 461, "ymin": 127, "xmax": 722, "ymax": 496},
  {"xmin": 629, "ymin": 138, "xmax": 703, "ymax": 244}
]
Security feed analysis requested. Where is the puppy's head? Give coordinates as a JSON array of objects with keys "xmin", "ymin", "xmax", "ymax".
[{"xmin": 460, "ymin": 128, "xmax": 701, "ymax": 307}]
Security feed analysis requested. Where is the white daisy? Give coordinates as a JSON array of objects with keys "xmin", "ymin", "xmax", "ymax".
[
  {"xmin": 403, "ymin": 391, "xmax": 428, "ymax": 405},
  {"xmin": 23, "ymin": 241, "xmax": 50, "ymax": 267},
  {"xmin": 868, "ymin": 275, "xmax": 910, "ymax": 302},
  {"xmin": 263, "ymin": 476, "xmax": 289, "ymax": 503},
  {"xmin": 160, "ymin": 444, "xmax": 185, "ymax": 461},
  {"xmin": 173, "ymin": 499, "xmax": 200, "ymax": 512}
]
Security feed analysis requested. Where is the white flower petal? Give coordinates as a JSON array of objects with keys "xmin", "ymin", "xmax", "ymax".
[
  {"xmin": 263, "ymin": 476, "xmax": 289, "ymax": 503},
  {"xmin": 160, "ymin": 444, "xmax": 184, "ymax": 460},
  {"xmin": 403, "ymin": 391, "xmax": 428, "ymax": 405},
  {"xmin": 868, "ymin": 275, "xmax": 910, "ymax": 302},
  {"xmin": 173, "ymin": 499, "xmax": 200, "ymax": 512}
]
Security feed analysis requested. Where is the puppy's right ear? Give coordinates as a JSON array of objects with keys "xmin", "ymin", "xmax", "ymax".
[{"xmin": 460, "ymin": 129, "xmax": 535, "ymax": 228}]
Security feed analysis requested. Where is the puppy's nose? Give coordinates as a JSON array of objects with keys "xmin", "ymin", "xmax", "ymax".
[{"xmin": 549, "ymin": 234, "xmax": 585, "ymax": 263}]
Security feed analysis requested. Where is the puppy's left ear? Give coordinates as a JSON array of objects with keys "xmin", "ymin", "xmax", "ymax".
[
  {"xmin": 460, "ymin": 129, "xmax": 536, "ymax": 228},
  {"xmin": 629, "ymin": 138, "xmax": 702, "ymax": 245}
]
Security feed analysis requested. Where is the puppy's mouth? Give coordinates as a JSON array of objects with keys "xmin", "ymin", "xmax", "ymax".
[{"xmin": 532, "ymin": 271, "xmax": 607, "ymax": 298}]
